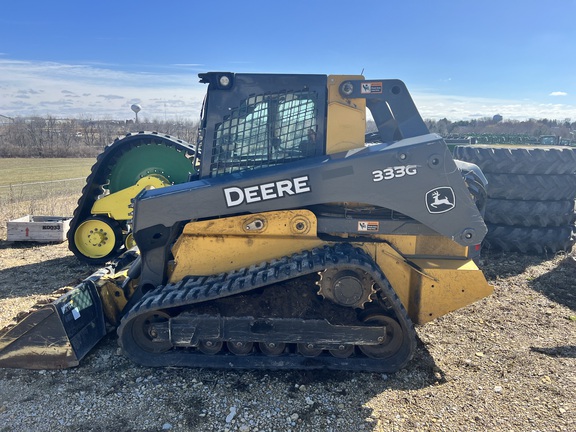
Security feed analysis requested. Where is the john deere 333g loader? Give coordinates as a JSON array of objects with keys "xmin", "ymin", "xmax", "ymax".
[{"xmin": 0, "ymin": 73, "xmax": 492, "ymax": 372}]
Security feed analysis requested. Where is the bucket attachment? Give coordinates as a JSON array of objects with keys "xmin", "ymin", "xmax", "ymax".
[
  {"xmin": 0, "ymin": 281, "xmax": 106, "ymax": 369},
  {"xmin": 0, "ymin": 249, "xmax": 139, "ymax": 369}
]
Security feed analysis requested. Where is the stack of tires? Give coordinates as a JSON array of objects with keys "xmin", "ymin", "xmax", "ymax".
[{"xmin": 453, "ymin": 145, "xmax": 576, "ymax": 254}]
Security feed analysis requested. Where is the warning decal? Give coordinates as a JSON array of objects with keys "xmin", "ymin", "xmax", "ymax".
[
  {"xmin": 358, "ymin": 221, "xmax": 380, "ymax": 232},
  {"xmin": 360, "ymin": 82, "xmax": 383, "ymax": 94}
]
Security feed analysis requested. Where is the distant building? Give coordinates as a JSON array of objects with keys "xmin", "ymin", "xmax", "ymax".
[{"xmin": 0, "ymin": 114, "xmax": 14, "ymax": 125}]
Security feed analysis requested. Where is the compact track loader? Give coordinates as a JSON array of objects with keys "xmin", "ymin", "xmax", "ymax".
[{"xmin": 0, "ymin": 73, "xmax": 492, "ymax": 372}]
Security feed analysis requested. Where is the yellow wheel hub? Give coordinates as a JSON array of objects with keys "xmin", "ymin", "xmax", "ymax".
[
  {"xmin": 125, "ymin": 232, "xmax": 136, "ymax": 249},
  {"xmin": 74, "ymin": 218, "xmax": 118, "ymax": 259}
]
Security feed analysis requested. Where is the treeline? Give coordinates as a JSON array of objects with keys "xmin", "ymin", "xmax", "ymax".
[
  {"xmin": 425, "ymin": 116, "xmax": 575, "ymax": 141},
  {"xmin": 0, "ymin": 115, "xmax": 574, "ymax": 158},
  {"xmin": 0, "ymin": 117, "xmax": 198, "ymax": 158}
]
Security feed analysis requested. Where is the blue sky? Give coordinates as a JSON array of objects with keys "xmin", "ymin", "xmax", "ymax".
[{"xmin": 1, "ymin": 0, "xmax": 575, "ymax": 121}]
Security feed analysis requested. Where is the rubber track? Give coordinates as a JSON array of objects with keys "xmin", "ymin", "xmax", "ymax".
[
  {"xmin": 117, "ymin": 244, "xmax": 416, "ymax": 373},
  {"xmin": 67, "ymin": 131, "xmax": 196, "ymax": 263},
  {"xmin": 454, "ymin": 145, "xmax": 576, "ymax": 175},
  {"xmin": 484, "ymin": 224, "xmax": 575, "ymax": 254},
  {"xmin": 484, "ymin": 173, "xmax": 576, "ymax": 201},
  {"xmin": 485, "ymin": 199, "xmax": 576, "ymax": 227}
]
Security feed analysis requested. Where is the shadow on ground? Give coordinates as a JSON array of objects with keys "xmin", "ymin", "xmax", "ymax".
[
  {"xmin": 481, "ymin": 249, "xmax": 549, "ymax": 279},
  {"xmin": 528, "ymin": 255, "xmax": 576, "ymax": 311},
  {"xmin": 0, "ymin": 253, "xmax": 95, "ymax": 299},
  {"xmin": 531, "ymin": 345, "xmax": 576, "ymax": 358}
]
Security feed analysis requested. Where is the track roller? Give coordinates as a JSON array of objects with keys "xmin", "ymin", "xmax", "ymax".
[
  {"xmin": 199, "ymin": 340, "xmax": 223, "ymax": 355},
  {"xmin": 227, "ymin": 341, "xmax": 254, "ymax": 355},
  {"xmin": 297, "ymin": 343, "xmax": 323, "ymax": 357},
  {"xmin": 258, "ymin": 342, "xmax": 286, "ymax": 356}
]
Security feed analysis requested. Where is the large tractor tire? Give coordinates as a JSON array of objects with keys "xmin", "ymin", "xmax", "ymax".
[
  {"xmin": 455, "ymin": 144, "xmax": 576, "ymax": 255},
  {"xmin": 483, "ymin": 173, "xmax": 576, "ymax": 201},
  {"xmin": 453, "ymin": 145, "xmax": 576, "ymax": 175},
  {"xmin": 484, "ymin": 224, "xmax": 575, "ymax": 254},
  {"xmin": 485, "ymin": 199, "xmax": 576, "ymax": 228}
]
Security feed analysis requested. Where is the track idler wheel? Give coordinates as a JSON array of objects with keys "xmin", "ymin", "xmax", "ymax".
[
  {"xmin": 131, "ymin": 311, "xmax": 172, "ymax": 354},
  {"xmin": 329, "ymin": 344, "xmax": 355, "ymax": 358},
  {"xmin": 72, "ymin": 216, "xmax": 124, "ymax": 265},
  {"xmin": 358, "ymin": 314, "xmax": 403, "ymax": 359}
]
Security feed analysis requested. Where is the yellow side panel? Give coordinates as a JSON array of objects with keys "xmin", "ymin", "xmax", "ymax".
[
  {"xmin": 360, "ymin": 243, "xmax": 413, "ymax": 311},
  {"xmin": 408, "ymin": 259, "xmax": 493, "ymax": 324},
  {"xmin": 326, "ymin": 75, "xmax": 366, "ymax": 154},
  {"xmin": 171, "ymin": 216, "xmax": 492, "ymax": 323},
  {"xmin": 169, "ymin": 210, "xmax": 325, "ymax": 282},
  {"xmin": 362, "ymin": 243, "xmax": 492, "ymax": 325},
  {"xmin": 366, "ymin": 233, "xmax": 469, "ymax": 259}
]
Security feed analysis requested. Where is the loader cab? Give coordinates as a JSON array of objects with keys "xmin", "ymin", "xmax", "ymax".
[{"xmin": 197, "ymin": 72, "xmax": 328, "ymax": 179}]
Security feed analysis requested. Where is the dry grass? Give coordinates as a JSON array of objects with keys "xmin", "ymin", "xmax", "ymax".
[
  {"xmin": 0, "ymin": 158, "xmax": 93, "ymax": 187},
  {"xmin": 0, "ymin": 194, "xmax": 81, "ymax": 241},
  {"xmin": 0, "ymin": 158, "xmax": 93, "ymax": 240}
]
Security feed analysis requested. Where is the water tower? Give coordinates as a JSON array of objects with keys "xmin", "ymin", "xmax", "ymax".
[{"xmin": 131, "ymin": 104, "xmax": 142, "ymax": 123}]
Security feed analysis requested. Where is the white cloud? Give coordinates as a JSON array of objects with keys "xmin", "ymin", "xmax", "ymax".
[
  {"xmin": 549, "ymin": 91, "xmax": 568, "ymax": 97},
  {"xmin": 0, "ymin": 59, "xmax": 206, "ymax": 120},
  {"xmin": 1, "ymin": 59, "xmax": 575, "ymax": 122},
  {"xmin": 413, "ymin": 92, "xmax": 576, "ymax": 121}
]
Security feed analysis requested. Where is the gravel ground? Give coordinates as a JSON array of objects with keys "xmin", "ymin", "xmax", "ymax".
[{"xmin": 0, "ymin": 241, "xmax": 575, "ymax": 431}]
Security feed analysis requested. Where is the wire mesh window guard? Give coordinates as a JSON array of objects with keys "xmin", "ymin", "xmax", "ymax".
[{"xmin": 210, "ymin": 90, "xmax": 318, "ymax": 176}]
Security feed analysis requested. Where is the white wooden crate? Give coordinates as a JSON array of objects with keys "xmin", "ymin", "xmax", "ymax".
[{"xmin": 7, "ymin": 215, "xmax": 71, "ymax": 243}]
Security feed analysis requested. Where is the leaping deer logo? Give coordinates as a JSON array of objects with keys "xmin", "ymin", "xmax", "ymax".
[
  {"xmin": 426, "ymin": 187, "xmax": 455, "ymax": 214},
  {"xmin": 430, "ymin": 190, "xmax": 453, "ymax": 208}
]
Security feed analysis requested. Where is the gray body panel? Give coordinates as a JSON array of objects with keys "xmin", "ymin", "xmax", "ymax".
[{"xmin": 132, "ymin": 133, "xmax": 486, "ymax": 287}]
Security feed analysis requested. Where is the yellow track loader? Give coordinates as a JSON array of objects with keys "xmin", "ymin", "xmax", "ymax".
[{"xmin": 0, "ymin": 73, "xmax": 492, "ymax": 372}]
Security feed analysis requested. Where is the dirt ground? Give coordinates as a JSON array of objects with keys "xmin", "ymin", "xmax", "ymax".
[{"xmin": 0, "ymin": 239, "xmax": 574, "ymax": 431}]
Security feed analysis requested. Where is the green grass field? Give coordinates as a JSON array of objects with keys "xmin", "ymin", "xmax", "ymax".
[
  {"xmin": 0, "ymin": 158, "xmax": 95, "ymax": 236},
  {"xmin": 0, "ymin": 158, "xmax": 93, "ymax": 201}
]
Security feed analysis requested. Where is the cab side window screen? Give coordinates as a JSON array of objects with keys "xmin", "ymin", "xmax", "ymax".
[{"xmin": 211, "ymin": 90, "xmax": 317, "ymax": 176}]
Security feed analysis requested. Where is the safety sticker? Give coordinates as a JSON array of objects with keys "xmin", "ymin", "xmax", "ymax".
[
  {"xmin": 358, "ymin": 221, "xmax": 380, "ymax": 232},
  {"xmin": 61, "ymin": 302, "xmax": 81, "ymax": 320},
  {"xmin": 426, "ymin": 187, "xmax": 455, "ymax": 214},
  {"xmin": 361, "ymin": 82, "xmax": 383, "ymax": 94}
]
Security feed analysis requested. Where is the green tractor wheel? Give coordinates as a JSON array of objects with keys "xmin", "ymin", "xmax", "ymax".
[
  {"xmin": 69, "ymin": 134, "xmax": 196, "ymax": 264},
  {"xmin": 73, "ymin": 216, "xmax": 124, "ymax": 265},
  {"xmin": 107, "ymin": 143, "xmax": 194, "ymax": 193}
]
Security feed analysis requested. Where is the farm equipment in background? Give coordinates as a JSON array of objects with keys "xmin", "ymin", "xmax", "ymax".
[
  {"xmin": 0, "ymin": 72, "xmax": 493, "ymax": 372},
  {"xmin": 67, "ymin": 132, "xmax": 197, "ymax": 264},
  {"xmin": 537, "ymin": 135, "xmax": 574, "ymax": 146},
  {"xmin": 453, "ymin": 144, "xmax": 576, "ymax": 254}
]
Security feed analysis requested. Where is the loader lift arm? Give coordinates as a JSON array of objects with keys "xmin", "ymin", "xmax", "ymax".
[{"xmin": 339, "ymin": 78, "xmax": 430, "ymax": 142}]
